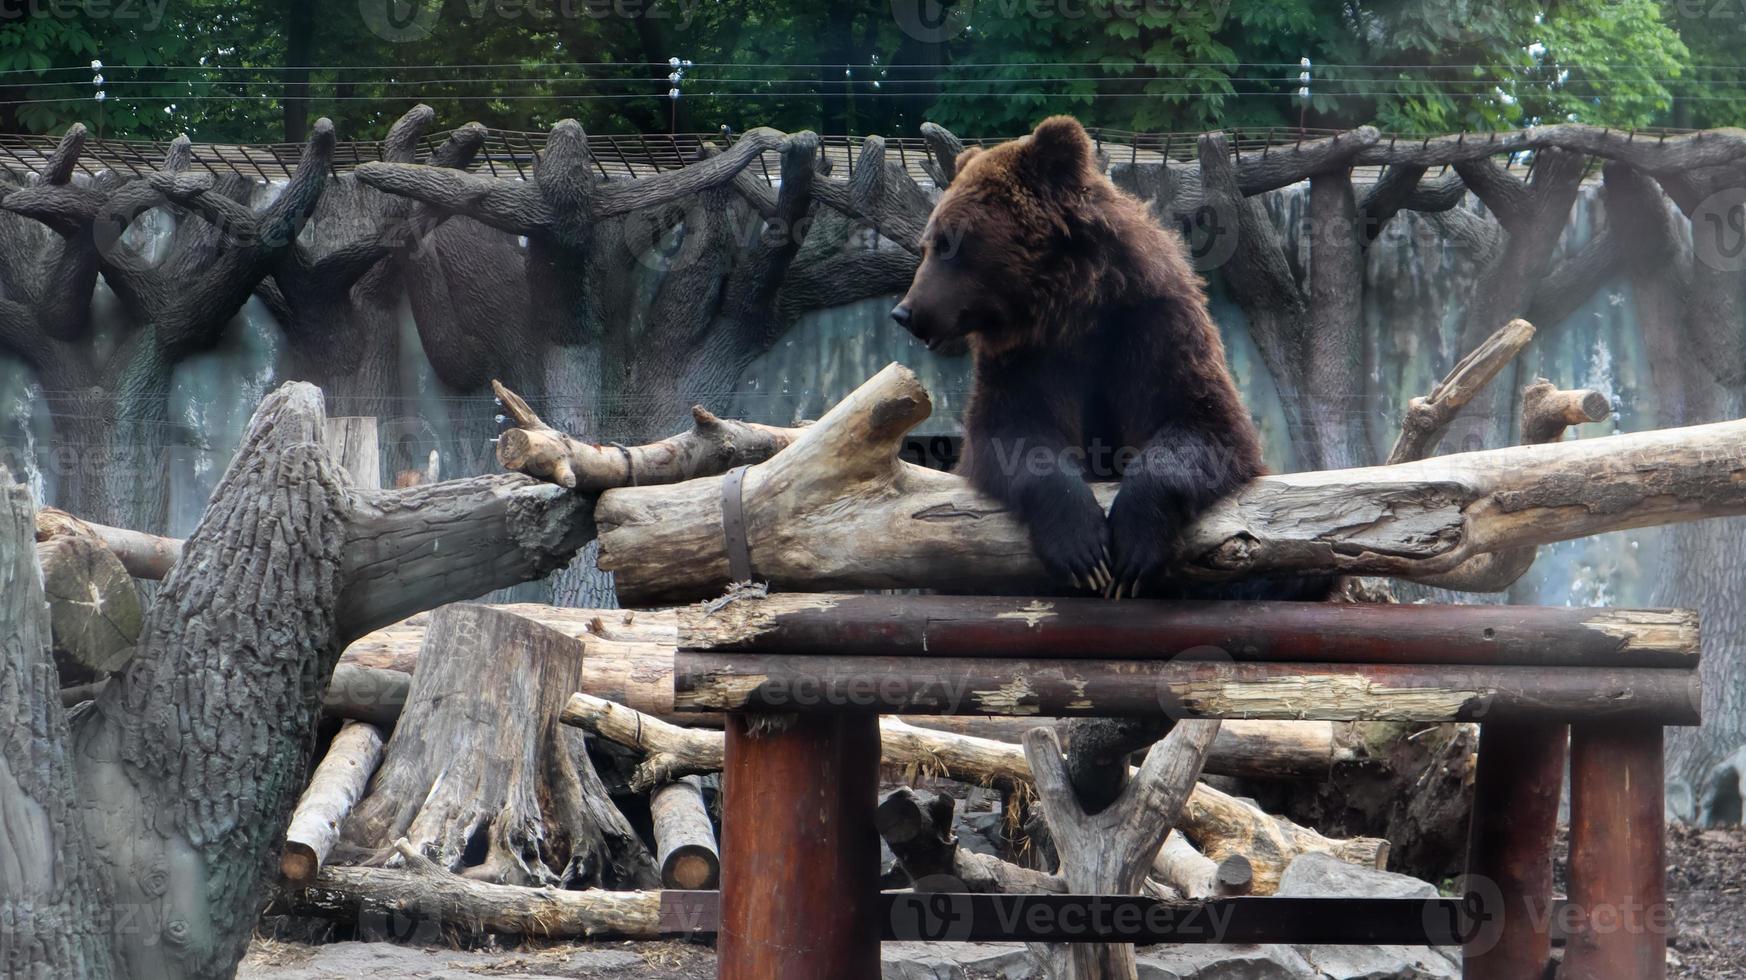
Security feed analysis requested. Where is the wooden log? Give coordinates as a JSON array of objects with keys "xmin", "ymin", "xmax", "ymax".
[
  {"xmin": 677, "ymin": 593, "xmax": 1698, "ymax": 668},
  {"xmin": 1213, "ymin": 854, "xmax": 1255, "ymax": 898},
  {"xmin": 875, "ymin": 787, "xmax": 1065, "ymax": 893},
  {"xmin": 594, "ymin": 363, "xmax": 1746, "ymax": 604},
  {"xmin": 673, "ymin": 653, "xmax": 1703, "ymax": 724},
  {"xmin": 562, "ymin": 693, "xmax": 723, "ymax": 791},
  {"xmin": 352, "ymin": 613, "xmax": 1340, "ymax": 778},
  {"xmin": 343, "ymin": 612, "xmax": 685, "ymax": 719},
  {"xmin": 1151, "ymin": 830, "xmax": 1216, "ymax": 899},
  {"xmin": 34, "ymin": 522, "xmax": 141, "ymax": 685},
  {"xmin": 1180, "ymin": 780, "xmax": 1387, "ymax": 894},
  {"xmin": 1025, "ymin": 720, "xmax": 1221, "ymax": 979},
  {"xmin": 563, "ymin": 692, "xmax": 1382, "ymax": 896},
  {"xmin": 297, "ymin": 838, "xmax": 664, "ymax": 938},
  {"xmin": 493, "ymin": 381, "xmax": 802, "ymax": 491},
  {"xmin": 281, "ymin": 720, "xmax": 385, "ymax": 887},
  {"xmin": 1461, "ymin": 722, "xmax": 1567, "ymax": 980},
  {"xmin": 911, "ymin": 716, "xmax": 1346, "ymax": 780},
  {"xmin": 720, "ymin": 712, "xmax": 881, "ymax": 980},
  {"xmin": 323, "ymin": 663, "xmax": 409, "ymax": 729},
  {"xmin": 34, "ymin": 506, "xmax": 183, "ymax": 580},
  {"xmin": 650, "ymin": 776, "xmax": 719, "ymax": 890},
  {"xmin": 337, "ymin": 605, "xmax": 659, "ymax": 890},
  {"xmin": 1564, "ymin": 724, "xmax": 1669, "ymax": 980}
]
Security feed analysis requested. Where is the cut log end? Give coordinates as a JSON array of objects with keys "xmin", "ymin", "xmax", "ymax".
[{"xmin": 281, "ymin": 846, "xmax": 319, "ymax": 888}]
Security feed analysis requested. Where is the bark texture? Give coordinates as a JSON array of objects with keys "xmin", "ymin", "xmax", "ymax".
[
  {"xmin": 596, "ymin": 365, "xmax": 1746, "ymax": 603},
  {"xmin": 336, "ymin": 603, "xmax": 658, "ymax": 890},
  {"xmin": 1, "ymin": 477, "xmax": 114, "ymax": 978}
]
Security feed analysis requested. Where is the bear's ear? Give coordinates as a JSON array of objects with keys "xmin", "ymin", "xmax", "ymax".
[
  {"xmin": 1020, "ymin": 116, "xmax": 1093, "ymax": 186},
  {"xmin": 952, "ymin": 145, "xmax": 983, "ymax": 178}
]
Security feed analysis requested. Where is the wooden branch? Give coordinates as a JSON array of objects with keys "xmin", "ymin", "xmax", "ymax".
[
  {"xmin": 594, "ymin": 363, "xmax": 1746, "ymax": 600},
  {"xmin": 35, "ymin": 506, "xmax": 183, "ymax": 580},
  {"xmin": 1387, "ymin": 314, "xmax": 1613, "ymax": 592},
  {"xmin": 1025, "ymin": 720, "xmax": 1220, "ymax": 978},
  {"xmin": 282, "ymin": 720, "xmax": 384, "ymax": 887},
  {"xmin": 651, "ymin": 776, "xmax": 719, "ymax": 890},
  {"xmin": 492, "ymin": 380, "xmax": 802, "ymax": 490},
  {"xmin": 302, "ymin": 838, "xmax": 664, "ymax": 938},
  {"xmin": 1386, "ymin": 318, "xmax": 1536, "ymax": 464},
  {"xmin": 563, "ymin": 692, "xmax": 723, "ymax": 791},
  {"xmin": 1522, "ymin": 380, "xmax": 1612, "ymax": 445}
]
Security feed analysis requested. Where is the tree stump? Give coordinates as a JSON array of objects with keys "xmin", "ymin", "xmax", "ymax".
[{"xmin": 337, "ymin": 604, "xmax": 658, "ymax": 889}]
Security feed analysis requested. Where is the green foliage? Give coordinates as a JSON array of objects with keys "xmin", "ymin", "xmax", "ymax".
[{"xmin": 0, "ymin": 0, "xmax": 1723, "ymax": 141}]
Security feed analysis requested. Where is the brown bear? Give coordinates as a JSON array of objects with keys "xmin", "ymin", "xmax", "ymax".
[{"xmin": 891, "ymin": 115, "xmax": 1267, "ymax": 598}]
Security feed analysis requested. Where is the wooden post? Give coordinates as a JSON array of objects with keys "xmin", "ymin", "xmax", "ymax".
[
  {"xmin": 1463, "ymin": 722, "xmax": 1567, "ymax": 980},
  {"xmin": 1564, "ymin": 724, "xmax": 1669, "ymax": 980},
  {"xmin": 720, "ymin": 712, "xmax": 881, "ymax": 980}
]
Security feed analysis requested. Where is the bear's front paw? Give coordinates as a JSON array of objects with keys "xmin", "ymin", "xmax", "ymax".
[
  {"xmin": 1029, "ymin": 498, "xmax": 1111, "ymax": 592},
  {"xmin": 1107, "ymin": 496, "xmax": 1177, "ymax": 598}
]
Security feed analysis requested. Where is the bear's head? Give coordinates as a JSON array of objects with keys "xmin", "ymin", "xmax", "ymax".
[{"xmin": 891, "ymin": 115, "xmax": 1107, "ymax": 356}]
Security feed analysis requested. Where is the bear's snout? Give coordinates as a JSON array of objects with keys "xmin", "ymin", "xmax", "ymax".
[{"xmin": 890, "ymin": 304, "xmax": 913, "ymax": 329}]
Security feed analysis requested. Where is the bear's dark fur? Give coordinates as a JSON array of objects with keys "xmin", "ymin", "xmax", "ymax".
[{"xmin": 893, "ymin": 115, "xmax": 1272, "ymax": 597}]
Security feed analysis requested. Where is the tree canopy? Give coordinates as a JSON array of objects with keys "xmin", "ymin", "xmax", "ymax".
[{"xmin": 0, "ymin": 0, "xmax": 1724, "ymax": 142}]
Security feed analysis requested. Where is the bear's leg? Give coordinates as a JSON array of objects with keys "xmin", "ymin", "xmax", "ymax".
[
  {"xmin": 960, "ymin": 418, "xmax": 1110, "ymax": 591},
  {"xmin": 1106, "ymin": 422, "xmax": 1248, "ymax": 597}
]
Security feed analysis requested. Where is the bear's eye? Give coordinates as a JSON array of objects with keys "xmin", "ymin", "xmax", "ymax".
[{"xmin": 932, "ymin": 232, "xmax": 966, "ymax": 261}]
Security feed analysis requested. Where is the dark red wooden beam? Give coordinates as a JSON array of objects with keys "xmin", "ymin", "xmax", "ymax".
[
  {"xmin": 679, "ymin": 595, "xmax": 1698, "ymax": 669},
  {"xmin": 1564, "ymin": 724, "xmax": 1670, "ymax": 980},
  {"xmin": 675, "ymin": 653, "xmax": 1702, "ymax": 725}
]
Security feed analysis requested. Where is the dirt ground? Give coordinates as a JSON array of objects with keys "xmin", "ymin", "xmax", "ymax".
[{"xmin": 1665, "ymin": 823, "xmax": 1746, "ymax": 979}]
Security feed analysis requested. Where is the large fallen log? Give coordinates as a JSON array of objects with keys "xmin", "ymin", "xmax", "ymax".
[
  {"xmin": 562, "ymin": 691, "xmax": 1385, "ymax": 893},
  {"xmin": 295, "ymin": 838, "xmax": 665, "ymax": 938},
  {"xmin": 593, "ymin": 362, "xmax": 1746, "ymax": 604}
]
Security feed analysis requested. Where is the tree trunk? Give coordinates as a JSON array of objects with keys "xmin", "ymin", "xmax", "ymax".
[
  {"xmin": 0, "ymin": 477, "xmax": 115, "ymax": 978},
  {"xmin": 337, "ymin": 603, "xmax": 658, "ymax": 890}
]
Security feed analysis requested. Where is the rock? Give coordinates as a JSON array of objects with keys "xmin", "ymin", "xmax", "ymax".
[
  {"xmin": 1272, "ymin": 852, "xmax": 1459, "ymax": 979},
  {"xmin": 1295, "ymin": 944, "xmax": 1458, "ymax": 979},
  {"xmin": 1274, "ymin": 852, "xmax": 1440, "ymax": 901},
  {"xmin": 1137, "ymin": 943, "xmax": 1318, "ymax": 978},
  {"xmin": 882, "ymin": 941, "xmax": 1037, "ymax": 979}
]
